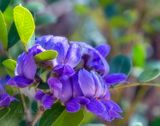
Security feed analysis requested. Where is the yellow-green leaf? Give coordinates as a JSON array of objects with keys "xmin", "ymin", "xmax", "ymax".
[
  {"xmin": 34, "ymin": 50, "xmax": 58, "ymax": 61},
  {"xmin": 0, "ymin": 11, "xmax": 8, "ymax": 49},
  {"xmin": 2, "ymin": 59, "xmax": 17, "ymax": 76},
  {"xmin": 13, "ymin": 5, "xmax": 35, "ymax": 45}
]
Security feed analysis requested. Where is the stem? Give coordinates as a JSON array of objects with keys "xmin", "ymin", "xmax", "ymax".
[
  {"xmin": 31, "ymin": 107, "xmax": 44, "ymax": 126},
  {"xmin": 110, "ymin": 82, "xmax": 160, "ymax": 91},
  {"xmin": 19, "ymin": 90, "xmax": 27, "ymax": 110},
  {"xmin": 19, "ymin": 89, "xmax": 32, "ymax": 122}
]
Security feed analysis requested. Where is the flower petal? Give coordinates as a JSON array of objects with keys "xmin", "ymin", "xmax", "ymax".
[
  {"xmin": 59, "ymin": 77, "xmax": 72, "ymax": 103},
  {"xmin": 35, "ymin": 90, "xmax": 45, "ymax": 101},
  {"xmin": 96, "ymin": 44, "xmax": 111, "ymax": 57},
  {"xmin": 86, "ymin": 99, "xmax": 106, "ymax": 115},
  {"xmin": 65, "ymin": 43, "xmax": 82, "ymax": 68},
  {"xmin": 53, "ymin": 65, "xmax": 75, "ymax": 77},
  {"xmin": 0, "ymin": 94, "xmax": 15, "ymax": 107},
  {"xmin": 7, "ymin": 76, "xmax": 33, "ymax": 88},
  {"xmin": 42, "ymin": 94, "xmax": 54, "ymax": 109},
  {"xmin": 16, "ymin": 53, "xmax": 37, "ymax": 80},
  {"xmin": 74, "ymin": 97, "xmax": 90, "ymax": 105},
  {"xmin": 101, "ymin": 100, "xmax": 123, "ymax": 121},
  {"xmin": 23, "ymin": 53, "xmax": 37, "ymax": 80},
  {"xmin": 66, "ymin": 99, "xmax": 81, "ymax": 113},
  {"xmin": 103, "ymin": 73, "xmax": 127, "ymax": 86},
  {"xmin": 47, "ymin": 77, "xmax": 62, "ymax": 98},
  {"xmin": 71, "ymin": 74, "xmax": 83, "ymax": 97},
  {"xmin": 91, "ymin": 71, "xmax": 105, "ymax": 98},
  {"xmin": 78, "ymin": 69, "xmax": 96, "ymax": 97},
  {"xmin": 29, "ymin": 44, "xmax": 45, "ymax": 56}
]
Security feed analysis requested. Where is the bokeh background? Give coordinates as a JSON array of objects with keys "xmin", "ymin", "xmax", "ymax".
[{"xmin": 1, "ymin": 0, "xmax": 160, "ymax": 126}]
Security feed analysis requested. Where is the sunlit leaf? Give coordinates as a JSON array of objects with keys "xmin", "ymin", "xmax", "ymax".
[
  {"xmin": 2, "ymin": 59, "xmax": 16, "ymax": 76},
  {"xmin": 34, "ymin": 50, "xmax": 58, "ymax": 62},
  {"xmin": 13, "ymin": 5, "xmax": 35, "ymax": 45},
  {"xmin": 133, "ymin": 43, "xmax": 146, "ymax": 67}
]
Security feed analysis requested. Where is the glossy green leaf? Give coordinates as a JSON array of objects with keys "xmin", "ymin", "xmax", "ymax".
[
  {"xmin": 35, "ymin": 50, "xmax": 58, "ymax": 61},
  {"xmin": 0, "ymin": 108, "xmax": 10, "ymax": 120},
  {"xmin": 36, "ymin": 14, "xmax": 56, "ymax": 25},
  {"xmin": 13, "ymin": 5, "xmax": 35, "ymax": 45},
  {"xmin": 133, "ymin": 43, "xmax": 146, "ymax": 67},
  {"xmin": 0, "ymin": 0, "xmax": 11, "ymax": 12},
  {"xmin": 0, "ymin": 11, "xmax": 8, "ymax": 49},
  {"xmin": 52, "ymin": 109, "xmax": 84, "ymax": 126},
  {"xmin": 8, "ymin": 23, "xmax": 20, "ymax": 48},
  {"xmin": 138, "ymin": 68, "xmax": 160, "ymax": 82},
  {"xmin": 2, "ymin": 59, "xmax": 16, "ymax": 76},
  {"xmin": 110, "ymin": 55, "xmax": 132, "ymax": 75},
  {"xmin": 39, "ymin": 103, "xmax": 65, "ymax": 126}
]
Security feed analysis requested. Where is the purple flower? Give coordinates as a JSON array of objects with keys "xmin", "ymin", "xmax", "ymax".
[
  {"xmin": 33, "ymin": 35, "xmax": 127, "ymax": 121},
  {"xmin": 0, "ymin": 93, "xmax": 15, "ymax": 108},
  {"xmin": 47, "ymin": 69, "xmax": 123, "ymax": 121},
  {"xmin": 6, "ymin": 35, "xmax": 127, "ymax": 121},
  {"xmin": 103, "ymin": 73, "xmax": 127, "ymax": 87},
  {"xmin": 0, "ymin": 80, "xmax": 15, "ymax": 108},
  {"xmin": 35, "ymin": 90, "xmax": 55, "ymax": 109},
  {"xmin": 36, "ymin": 36, "xmax": 82, "ymax": 76},
  {"xmin": 8, "ymin": 52, "xmax": 37, "ymax": 88},
  {"xmin": 7, "ymin": 44, "xmax": 45, "ymax": 88}
]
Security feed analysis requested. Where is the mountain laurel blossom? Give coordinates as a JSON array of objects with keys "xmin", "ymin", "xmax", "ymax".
[{"xmin": 7, "ymin": 35, "xmax": 127, "ymax": 121}]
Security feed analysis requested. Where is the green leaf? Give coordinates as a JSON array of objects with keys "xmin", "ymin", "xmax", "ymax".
[
  {"xmin": 2, "ymin": 59, "xmax": 16, "ymax": 76},
  {"xmin": 0, "ymin": 0, "xmax": 11, "ymax": 12},
  {"xmin": 0, "ymin": 101, "xmax": 24, "ymax": 126},
  {"xmin": 36, "ymin": 14, "xmax": 57, "ymax": 25},
  {"xmin": 13, "ymin": 5, "xmax": 35, "ymax": 45},
  {"xmin": 35, "ymin": 50, "xmax": 58, "ymax": 61},
  {"xmin": 133, "ymin": 43, "xmax": 146, "ymax": 67},
  {"xmin": 150, "ymin": 117, "xmax": 160, "ymax": 126},
  {"xmin": 0, "ymin": 108, "xmax": 10, "ymax": 120},
  {"xmin": 138, "ymin": 68, "xmax": 160, "ymax": 82},
  {"xmin": 5, "ymin": 85, "xmax": 19, "ymax": 95},
  {"xmin": 0, "ymin": 11, "xmax": 8, "ymax": 49},
  {"xmin": 52, "ymin": 109, "xmax": 84, "ymax": 126},
  {"xmin": 8, "ymin": 22, "xmax": 20, "ymax": 48},
  {"xmin": 80, "ymin": 111, "xmax": 95, "ymax": 125},
  {"xmin": 39, "ymin": 102, "xmax": 65, "ymax": 126},
  {"xmin": 110, "ymin": 55, "xmax": 132, "ymax": 75},
  {"xmin": 3, "ymin": 6, "xmax": 13, "ymax": 30}
]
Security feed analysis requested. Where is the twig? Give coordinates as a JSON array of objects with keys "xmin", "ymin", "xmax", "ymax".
[
  {"xmin": 31, "ymin": 107, "xmax": 44, "ymax": 126},
  {"xmin": 110, "ymin": 82, "xmax": 160, "ymax": 91}
]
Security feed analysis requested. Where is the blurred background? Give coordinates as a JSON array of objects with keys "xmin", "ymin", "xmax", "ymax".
[{"xmin": 1, "ymin": 0, "xmax": 160, "ymax": 126}]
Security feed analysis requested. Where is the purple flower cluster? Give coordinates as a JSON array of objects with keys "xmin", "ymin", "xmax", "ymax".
[{"xmin": 8, "ymin": 35, "xmax": 127, "ymax": 121}]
